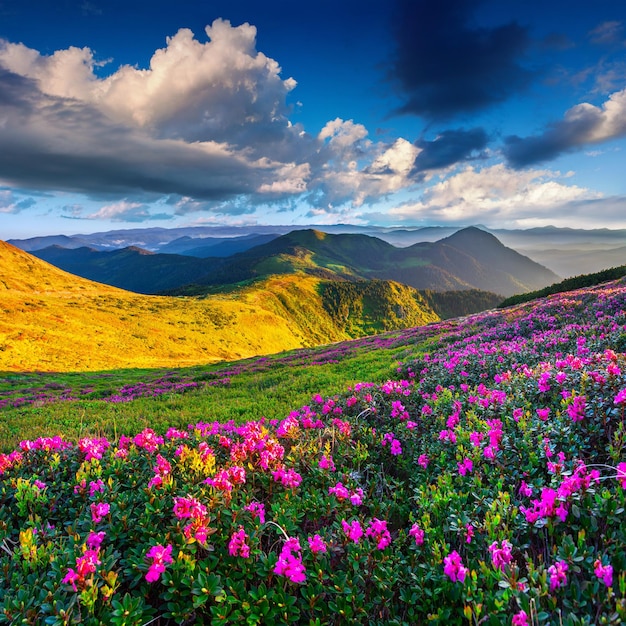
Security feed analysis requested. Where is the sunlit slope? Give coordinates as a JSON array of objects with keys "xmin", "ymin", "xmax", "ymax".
[{"xmin": 0, "ymin": 242, "xmax": 440, "ymax": 372}]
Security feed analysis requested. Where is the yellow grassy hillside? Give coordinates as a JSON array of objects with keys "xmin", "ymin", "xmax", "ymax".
[{"xmin": 0, "ymin": 242, "xmax": 351, "ymax": 372}]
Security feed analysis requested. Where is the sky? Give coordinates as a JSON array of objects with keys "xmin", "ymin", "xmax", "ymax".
[{"xmin": 1, "ymin": 0, "xmax": 626, "ymax": 239}]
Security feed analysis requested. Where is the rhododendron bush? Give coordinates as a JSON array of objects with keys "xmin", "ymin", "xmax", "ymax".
[{"xmin": 1, "ymin": 280, "xmax": 626, "ymax": 624}]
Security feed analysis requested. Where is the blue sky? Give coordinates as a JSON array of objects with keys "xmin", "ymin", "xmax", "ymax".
[{"xmin": 1, "ymin": 0, "xmax": 626, "ymax": 238}]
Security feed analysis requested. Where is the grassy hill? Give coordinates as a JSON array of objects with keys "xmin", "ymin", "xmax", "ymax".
[{"xmin": 0, "ymin": 242, "xmax": 440, "ymax": 372}]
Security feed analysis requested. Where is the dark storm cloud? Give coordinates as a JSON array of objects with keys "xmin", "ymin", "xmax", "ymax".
[
  {"xmin": 412, "ymin": 127, "xmax": 489, "ymax": 172},
  {"xmin": 389, "ymin": 0, "xmax": 533, "ymax": 120}
]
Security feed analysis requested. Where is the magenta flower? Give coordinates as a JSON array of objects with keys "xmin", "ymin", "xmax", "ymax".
[
  {"xmin": 145, "ymin": 543, "xmax": 173, "ymax": 583},
  {"xmin": 594, "ymin": 559, "xmax": 613, "ymax": 587},
  {"xmin": 465, "ymin": 523, "xmax": 474, "ymax": 544},
  {"xmin": 409, "ymin": 523, "xmax": 424, "ymax": 546},
  {"xmin": 365, "ymin": 518, "xmax": 392, "ymax": 550},
  {"xmin": 244, "ymin": 501, "xmax": 266, "ymax": 525},
  {"xmin": 173, "ymin": 495, "xmax": 207, "ymax": 520},
  {"xmin": 318, "ymin": 454, "xmax": 336, "ymax": 471},
  {"xmin": 274, "ymin": 537, "xmax": 306, "ymax": 583},
  {"xmin": 548, "ymin": 560, "xmax": 568, "ymax": 591},
  {"xmin": 86, "ymin": 530, "xmax": 106, "ymax": 551},
  {"xmin": 443, "ymin": 550, "xmax": 468, "ymax": 583},
  {"xmin": 418, "ymin": 454, "xmax": 429, "ymax": 469},
  {"xmin": 62, "ymin": 568, "xmax": 79, "ymax": 592},
  {"xmin": 512, "ymin": 610, "xmax": 529, "ymax": 626},
  {"xmin": 341, "ymin": 519, "xmax": 363, "ymax": 544},
  {"xmin": 458, "ymin": 458, "xmax": 473, "ymax": 476},
  {"xmin": 390, "ymin": 439, "xmax": 402, "ymax": 456},
  {"xmin": 536, "ymin": 407, "xmax": 550, "ymax": 421},
  {"xmin": 307, "ymin": 534, "xmax": 327, "ymax": 554},
  {"xmin": 228, "ymin": 527, "xmax": 251, "ymax": 558},
  {"xmin": 90, "ymin": 502, "xmax": 110, "ymax": 524},
  {"xmin": 488, "ymin": 540, "xmax": 513, "ymax": 571}
]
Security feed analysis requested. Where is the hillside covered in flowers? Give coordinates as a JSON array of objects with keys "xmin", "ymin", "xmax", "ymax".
[{"xmin": 1, "ymin": 278, "xmax": 625, "ymax": 624}]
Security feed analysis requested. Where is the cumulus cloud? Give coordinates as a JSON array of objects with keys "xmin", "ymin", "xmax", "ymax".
[
  {"xmin": 383, "ymin": 164, "xmax": 600, "ymax": 226},
  {"xmin": 504, "ymin": 87, "xmax": 626, "ymax": 167},
  {"xmin": 389, "ymin": 0, "xmax": 533, "ymax": 120},
  {"xmin": 312, "ymin": 126, "xmax": 420, "ymax": 206},
  {"xmin": 0, "ymin": 21, "xmax": 432, "ymax": 218}
]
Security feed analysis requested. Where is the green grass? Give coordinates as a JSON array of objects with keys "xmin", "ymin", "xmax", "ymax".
[{"xmin": 0, "ymin": 330, "xmax": 430, "ymax": 452}]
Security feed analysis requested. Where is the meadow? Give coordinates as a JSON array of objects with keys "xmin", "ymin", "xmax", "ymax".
[{"xmin": 0, "ymin": 278, "xmax": 625, "ymax": 624}]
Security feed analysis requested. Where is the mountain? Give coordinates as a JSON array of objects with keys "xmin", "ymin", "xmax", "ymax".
[
  {"xmin": 157, "ymin": 233, "xmax": 280, "ymax": 257},
  {"xmin": 0, "ymin": 242, "xmax": 440, "ymax": 372},
  {"xmin": 171, "ymin": 227, "xmax": 559, "ymax": 298},
  {"xmin": 28, "ymin": 227, "xmax": 557, "ymax": 298},
  {"xmin": 32, "ymin": 245, "xmax": 218, "ymax": 294}
]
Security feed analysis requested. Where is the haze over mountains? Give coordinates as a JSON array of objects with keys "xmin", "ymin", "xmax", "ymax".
[{"xmin": 18, "ymin": 227, "xmax": 558, "ymax": 298}]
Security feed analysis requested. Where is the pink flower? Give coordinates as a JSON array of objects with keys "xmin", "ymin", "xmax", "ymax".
[
  {"xmin": 365, "ymin": 518, "xmax": 392, "ymax": 550},
  {"xmin": 488, "ymin": 540, "xmax": 513, "ymax": 571},
  {"xmin": 465, "ymin": 523, "xmax": 474, "ymax": 544},
  {"xmin": 512, "ymin": 610, "xmax": 529, "ymax": 626},
  {"xmin": 90, "ymin": 502, "xmax": 110, "ymax": 524},
  {"xmin": 228, "ymin": 527, "xmax": 250, "ymax": 558},
  {"xmin": 86, "ymin": 530, "xmax": 106, "ymax": 551},
  {"xmin": 341, "ymin": 519, "xmax": 363, "ymax": 544},
  {"xmin": 307, "ymin": 534, "xmax": 327, "ymax": 554},
  {"xmin": 390, "ymin": 439, "xmax": 403, "ymax": 456},
  {"xmin": 518, "ymin": 480, "xmax": 533, "ymax": 497},
  {"xmin": 469, "ymin": 431, "xmax": 484, "ymax": 446},
  {"xmin": 418, "ymin": 454, "xmax": 429, "ymax": 469},
  {"xmin": 245, "ymin": 501, "xmax": 266, "ymax": 525},
  {"xmin": 594, "ymin": 559, "xmax": 613, "ymax": 587},
  {"xmin": 536, "ymin": 408, "xmax": 550, "ymax": 421},
  {"xmin": 409, "ymin": 523, "xmax": 424, "ymax": 546},
  {"xmin": 458, "ymin": 458, "xmax": 473, "ymax": 476},
  {"xmin": 62, "ymin": 568, "xmax": 79, "ymax": 592},
  {"xmin": 274, "ymin": 537, "xmax": 306, "ymax": 583},
  {"xmin": 145, "ymin": 544, "xmax": 173, "ymax": 583},
  {"xmin": 89, "ymin": 478, "xmax": 104, "ymax": 498},
  {"xmin": 443, "ymin": 550, "xmax": 468, "ymax": 583},
  {"xmin": 318, "ymin": 454, "xmax": 336, "ymax": 471},
  {"xmin": 272, "ymin": 467, "xmax": 302, "ymax": 489},
  {"xmin": 173, "ymin": 496, "xmax": 207, "ymax": 520},
  {"xmin": 548, "ymin": 560, "xmax": 568, "ymax": 591}
]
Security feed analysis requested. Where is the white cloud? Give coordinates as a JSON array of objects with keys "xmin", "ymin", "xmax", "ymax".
[
  {"xmin": 0, "ymin": 22, "xmax": 427, "ymax": 217},
  {"xmin": 384, "ymin": 164, "xmax": 601, "ymax": 227},
  {"xmin": 87, "ymin": 200, "xmax": 170, "ymax": 222}
]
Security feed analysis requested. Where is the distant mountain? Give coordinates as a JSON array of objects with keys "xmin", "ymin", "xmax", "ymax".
[
  {"xmin": 30, "ymin": 227, "xmax": 558, "ymax": 298},
  {"xmin": 7, "ymin": 224, "xmax": 461, "ymax": 253},
  {"xmin": 32, "ymin": 245, "xmax": 219, "ymax": 294},
  {"xmin": 158, "ymin": 233, "xmax": 280, "ymax": 257}
]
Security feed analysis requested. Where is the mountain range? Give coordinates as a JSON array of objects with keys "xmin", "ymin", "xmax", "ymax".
[
  {"xmin": 9, "ymin": 224, "xmax": 626, "ymax": 277},
  {"xmin": 27, "ymin": 227, "xmax": 558, "ymax": 298}
]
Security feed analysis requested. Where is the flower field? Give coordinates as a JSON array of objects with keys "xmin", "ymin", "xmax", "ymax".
[{"xmin": 1, "ymin": 279, "xmax": 626, "ymax": 624}]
